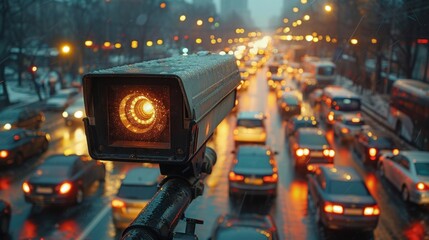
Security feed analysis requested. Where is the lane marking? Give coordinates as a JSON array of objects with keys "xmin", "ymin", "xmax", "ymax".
[{"xmin": 76, "ymin": 205, "xmax": 111, "ymax": 240}]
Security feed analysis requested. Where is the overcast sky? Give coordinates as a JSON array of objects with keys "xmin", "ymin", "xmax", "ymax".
[{"xmin": 213, "ymin": 0, "xmax": 284, "ymax": 29}]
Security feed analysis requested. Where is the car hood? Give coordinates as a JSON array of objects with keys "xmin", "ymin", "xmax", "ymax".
[
  {"xmin": 65, "ymin": 105, "xmax": 84, "ymax": 114},
  {"xmin": 28, "ymin": 175, "xmax": 68, "ymax": 185},
  {"xmin": 234, "ymin": 168, "xmax": 273, "ymax": 176},
  {"xmin": 46, "ymin": 98, "xmax": 66, "ymax": 105},
  {"xmin": 325, "ymin": 194, "xmax": 376, "ymax": 205}
]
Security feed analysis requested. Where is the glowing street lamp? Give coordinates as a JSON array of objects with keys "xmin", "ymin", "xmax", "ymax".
[
  {"xmin": 85, "ymin": 40, "xmax": 93, "ymax": 47},
  {"xmin": 61, "ymin": 44, "xmax": 71, "ymax": 54},
  {"xmin": 303, "ymin": 15, "xmax": 310, "ymax": 21},
  {"xmin": 196, "ymin": 19, "xmax": 203, "ymax": 26},
  {"xmin": 179, "ymin": 15, "xmax": 186, "ymax": 22},
  {"xmin": 324, "ymin": 4, "xmax": 332, "ymax": 12},
  {"xmin": 350, "ymin": 38, "xmax": 358, "ymax": 45}
]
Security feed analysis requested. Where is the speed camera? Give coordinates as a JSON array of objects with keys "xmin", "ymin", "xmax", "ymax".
[{"xmin": 82, "ymin": 53, "xmax": 240, "ymax": 164}]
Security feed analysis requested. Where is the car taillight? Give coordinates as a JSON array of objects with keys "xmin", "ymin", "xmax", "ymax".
[
  {"xmin": 369, "ymin": 148, "xmax": 377, "ymax": 160},
  {"xmin": 416, "ymin": 182, "xmax": 429, "ymax": 191},
  {"xmin": 229, "ymin": 172, "xmax": 244, "ymax": 182},
  {"xmin": 323, "ymin": 149, "xmax": 335, "ymax": 157},
  {"xmin": 324, "ymin": 202, "xmax": 344, "ymax": 214},
  {"xmin": 112, "ymin": 199, "xmax": 125, "ymax": 208},
  {"xmin": 341, "ymin": 127, "xmax": 349, "ymax": 134},
  {"xmin": 22, "ymin": 182, "xmax": 32, "ymax": 193},
  {"xmin": 263, "ymin": 173, "xmax": 278, "ymax": 183},
  {"xmin": 328, "ymin": 112, "xmax": 334, "ymax": 122},
  {"xmin": 363, "ymin": 206, "xmax": 380, "ymax": 216},
  {"xmin": 393, "ymin": 148, "xmax": 399, "ymax": 155},
  {"xmin": 296, "ymin": 148, "xmax": 310, "ymax": 157},
  {"xmin": 58, "ymin": 182, "xmax": 72, "ymax": 194},
  {"xmin": 0, "ymin": 150, "xmax": 8, "ymax": 158}
]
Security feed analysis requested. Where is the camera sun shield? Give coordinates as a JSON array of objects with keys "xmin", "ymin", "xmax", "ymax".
[{"xmin": 83, "ymin": 53, "xmax": 240, "ymax": 164}]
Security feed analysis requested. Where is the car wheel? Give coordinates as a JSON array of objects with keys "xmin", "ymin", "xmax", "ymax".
[
  {"xmin": 75, "ymin": 188, "xmax": 84, "ymax": 204},
  {"xmin": 401, "ymin": 186, "xmax": 410, "ymax": 203},
  {"xmin": 0, "ymin": 216, "xmax": 9, "ymax": 235}
]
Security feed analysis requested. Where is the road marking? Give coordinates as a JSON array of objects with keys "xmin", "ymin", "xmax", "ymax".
[{"xmin": 76, "ymin": 205, "xmax": 111, "ymax": 240}]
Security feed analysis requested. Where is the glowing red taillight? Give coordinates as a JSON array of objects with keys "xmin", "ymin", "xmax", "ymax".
[
  {"xmin": 112, "ymin": 199, "xmax": 125, "ymax": 208},
  {"xmin": 416, "ymin": 182, "xmax": 429, "ymax": 191},
  {"xmin": 363, "ymin": 206, "xmax": 380, "ymax": 216},
  {"xmin": 263, "ymin": 173, "xmax": 278, "ymax": 183},
  {"xmin": 22, "ymin": 181, "xmax": 32, "ymax": 193},
  {"xmin": 324, "ymin": 202, "xmax": 344, "ymax": 214},
  {"xmin": 229, "ymin": 172, "xmax": 244, "ymax": 182},
  {"xmin": 58, "ymin": 182, "xmax": 72, "ymax": 194}
]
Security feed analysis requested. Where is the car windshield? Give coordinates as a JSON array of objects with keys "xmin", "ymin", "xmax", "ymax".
[
  {"xmin": 237, "ymin": 119, "xmax": 263, "ymax": 128},
  {"xmin": 282, "ymin": 96, "xmax": 299, "ymax": 105},
  {"xmin": 317, "ymin": 66, "xmax": 335, "ymax": 76},
  {"xmin": 117, "ymin": 184, "xmax": 158, "ymax": 200},
  {"xmin": 368, "ymin": 136, "xmax": 395, "ymax": 148},
  {"xmin": 332, "ymin": 98, "xmax": 361, "ymax": 112},
  {"xmin": 299, "ymin": 133, "xmax": 328, "ymax": 146},
  {"xmin": 216, "ymin": 228, "xmax": 271, "ymax": 240},
  {"xmin": 328, "ymin": 181, "xmax": 369, "ymax": 196},
  {"xmin": 415, "ymin": 163, "xmax": 429, "ymax": 177}
]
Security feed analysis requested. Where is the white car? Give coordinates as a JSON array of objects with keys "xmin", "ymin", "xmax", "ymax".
[
  {"xmin": 378, "ymin": 151, "xmax": 429, "ymax": 204},
  {"xmin": 233, "ymin": 111, "xmax": 266, "ymax": 146},
  {"xmin": 45, "ymin": 88, "xmax": 79, "ymax": 111},
  {"xmin": 332, "ymin": 114, "xmax": 366, "ymax": 142}
]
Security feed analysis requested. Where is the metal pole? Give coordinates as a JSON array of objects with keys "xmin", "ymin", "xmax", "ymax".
[{"xmin": 121, "ymin": 177, "xmax": 193, "ymax": 240}]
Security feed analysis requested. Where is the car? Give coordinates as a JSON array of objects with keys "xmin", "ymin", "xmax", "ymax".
[
  {"xmin": 299, "ymin": 72, "xmax": 317, "ymax": 94},
  {"xmin": 285, "ymin": 115, "xmax": 318, "ymax": 136},
  {"xmin": 229, "ymin": 145, "xmax": 278, "ymax": 198},
  {"xmin": 308, "ymin": 88, "xmax": 323, "ymax": 107},
  {"xmin": 275, "ymin": 82, "xmax": 298, "ymax": 99},
  {"xmin": 267, "ymin": 74, "xmax": 284, "ymax": 91},
  {"xmin": 0, "ymin": 199, "xmax": 11, "ymax": 236},
  {"xmin": 45, "ymin": 88, "xmax": 79, "ymax": 111},
  {"xmin": 278, "ymin": 92, "xmax": 301, "ymax": 120},
  {"xmin": 353, "ymin": 128, "xmax": 399, "ymax": 165},
  {"xmin": 233, "ymin": 111, "xmax": 267, "ymax": 146},
  {"xmin": 22, "ymin": 154, "xmax": 105, "ymax": 207},
  {"xmin": 289, "ymin": 128, "xmax": 335, "ymax": 172},
  {"xmin": 111, "ymin": 166, "xmax": 163, "ymax": 230},
  {"xmin": 209, "ymin": 214, "xmax": 280, "ymax": 240},
  {"xmin": 0, "ymin": 128, "xmax": 50, "ymax": 166},
  {"xmin": 62, "ymin": 95, "xmax": 85, "ymax": 126},
  {"xmin": 332, "ymin": 114, "xmax": 366, "ymax": 142},
  {"xmin": 378, "ymin": 151, "xmax": 429, "ymax": 205},
  {"xmin": 0, "ymin": 108, "xmax": 45, "ymax": 130},
  {"xmin": 307, "ymin": 166, "xmax": 380, "ymax": 232}
]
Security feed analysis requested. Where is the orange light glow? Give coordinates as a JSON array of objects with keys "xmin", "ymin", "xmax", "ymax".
[
  {"xmin": 416, "ymin": 182, "xmax": 428, "ymax": 190},
  {"xmin": 22, "ymin": 182, "xmax": 31, "ymax": 193},
  {"xmin": 324, "ymin": 202, "xmax": 343, "ymax": 214},
  {"xmin": 263, "ymin": 173, "xmax": 278, "ymax": 183},
  {"xmin": 369, "ymin": 148, "xmax": 377, "ymax": 157},
  {"xmin": 0, "ymin": 150, "xmax": 8, "ymax": 158},
  {"xmin": 229, "ymin": 172, "xmax": 244, "ymax": 181},
  {"xmin": 112, "ymin": 199, "xmax": 125, "ymax": 208},
  {"xmin": 363, "ymin": 206, "xmax": 380, "ymax": 216},
  {"xmin": 59, "ymin": 182, "xmax": 72, "ymax": 194}
]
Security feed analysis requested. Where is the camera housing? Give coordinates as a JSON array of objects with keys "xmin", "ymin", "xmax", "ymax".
[{"xmin": 82, "ymin": 53, "xmax": 240, "ymax": 164}]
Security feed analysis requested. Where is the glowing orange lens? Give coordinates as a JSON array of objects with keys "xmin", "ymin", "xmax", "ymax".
[
  {"xmin": 59, "ymin": 182, "xmax": 72, "ymax": 194},
  {"xmin": 263, "ymin": 173, "xmax": 278, "ymax": 183},
  {"xmin": 229, "ymin": 172, "xmax": 244, "ymax": 181},
  {"xmin": 22, "ymin": 182, "xmax": 31, "ymax": 193},
  {"xmin": 112, "ymin": 199, "xmax": 125, "ymax": 208},
  {"xmin": 0, "ymin": 150, "xmax": 8, "ymax": 158}
]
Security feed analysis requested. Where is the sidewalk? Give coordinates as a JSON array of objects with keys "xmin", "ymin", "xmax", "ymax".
[{"xmin": 2, "ymin": 80, "xmax": 43, "ymax": 110}]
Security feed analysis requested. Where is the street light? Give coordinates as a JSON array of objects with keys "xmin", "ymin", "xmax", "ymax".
[
  {"xmin": 324, "ymin": 4, "xmax": 333, "ymax": 12},
  {"xmin": 303, "ymin": 15, "xmax": 310, "ymax": 21},
  {"xmin": 61, "ymin": 44, "xmax": 71, "ymax": 54},
  {"xmin": 350, "ymin": 38, "xmax": 358, "ymax": 45},
  {"xmin": 179, "ymin": 15, "xmax": 186, "ymax": 22},
  {"xmin": 196, "ymin": 19, "xmax": 203, "ymax": 26}
]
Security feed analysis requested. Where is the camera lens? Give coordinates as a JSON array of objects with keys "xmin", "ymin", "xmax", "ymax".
[{"xmin": 119, "ymin": 94, "xmax": 158, "ymax": 133}]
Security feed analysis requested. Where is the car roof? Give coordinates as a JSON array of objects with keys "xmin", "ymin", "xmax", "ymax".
[
  {"xmin": 320, "ymin": 166, "xmax": 362, "ymax": 182},
  {"xmin": 297, "ymin": 127, "xmax": 325, "ymax": 135},
  {"xmin": 122, "ymin": 167, "xmax": 161, "ymax": 185},
  {"xmin": 43, "ymin": 154, "xmax": 80, "ymax": 166},
  {"xmin": 237, "ymin": 145, "xmax": 271, "ymax": 157},
  {"xmin": 237, "ymin": 111, "xmax": 264, "ymax": 120},
  {"xmin": 400, "ymin": 151, "xmax": 429, "ymax": 163},
  {"xmin": 323, "ymin": 86, "xmax": 359, "ymax": 99}
]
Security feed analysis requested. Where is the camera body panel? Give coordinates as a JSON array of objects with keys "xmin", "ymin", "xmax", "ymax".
[{"xmin": 83, "ymin": 53, "xmax": 240, "ymax": 164}]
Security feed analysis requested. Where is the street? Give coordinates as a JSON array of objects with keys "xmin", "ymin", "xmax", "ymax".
[{"xmin": 1, "ymin": 63, "xmax": 428, "ymax": 240}]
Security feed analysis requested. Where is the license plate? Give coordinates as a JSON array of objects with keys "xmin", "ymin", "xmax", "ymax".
[
  {"xmin": 36, "ymin": 187, "xmax": 53, "ymax": 194},
  {"xmin": 244, "ymin": 178, "xmax": 263, "ymax": 185},
  {"xmin": 345, "ymin": 208, "xmax": 362, "ymax": 215},
  {"xmin": 310, "ymin": 152, "xmax": 324, "ymax": 157}
]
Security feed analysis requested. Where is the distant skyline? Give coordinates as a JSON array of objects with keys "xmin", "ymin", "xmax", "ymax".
[{"xmin": 213, "ymin": 0, "xmax": 284, "ymax": 29}]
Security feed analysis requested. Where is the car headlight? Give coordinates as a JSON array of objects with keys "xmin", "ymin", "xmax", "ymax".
[
  {"xmin": 62, "ymin": 112, "xmax": 69, "ymax": 118},
  {"xmin": 74, "ymin": 110, "xmax": 84, "ymax": 119},
  {"xmin": 3, "ymin": 123, "xmax": 11, "ymax": 130}
]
